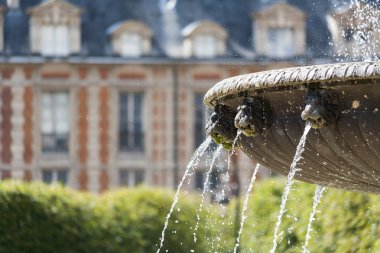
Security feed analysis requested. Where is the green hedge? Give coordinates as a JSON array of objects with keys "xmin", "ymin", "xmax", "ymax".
[
  {"xmin": 2, "ymin": 180, "xmax": 380, "ymax": 253},
  {"xmin": 0, "ymin": 182, "xmax": 232, "ymax": 253},
  {"xmin": 240, "ymin": 179, "xmax": 380, "ymax": 253}
]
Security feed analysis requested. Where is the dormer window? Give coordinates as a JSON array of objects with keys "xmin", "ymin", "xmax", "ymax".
[
  {"xmin": 28, "ymin": 0, "xmax": 82, "ymax": 57},
  {"xmin": 194, "ymin": 34, "xmax": 217, "ymax": 58},
  {"xmin": 327, "ymin": 2, "xmax": 380, "ymax": 59},
  {"xmin": 267, "ymin": 28, "xmax": 294, "ymax": 58},
  {"xmin": 107, "ymin": 20, "xmax": 152, "ymax": 57},
  {"xmin": 182, "ymin": 21, "xmax": 227, "ymax": 58},
  {"xmin": 41, "ymin": 24, "xmax": 69, "ymax": 56},
  {"xmin": 252, "ymin": 3, "xmax": 306, "ymax": 58}
]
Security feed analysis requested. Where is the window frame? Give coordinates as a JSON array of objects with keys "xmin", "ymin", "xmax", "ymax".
[
  {"xmin": 40, "ymin": 90, "xmax": 70, "ymax": 153},
  {"xmin": 119, "ymin": 169, "xmax": 145, "ymax": 187},
  {"xmin": 118, "ymin": 91, "xmax": 146, "ymax": 153},
  {"xmin": 41, "ymin": 168, "xmax": 69, "ymax": 185}
]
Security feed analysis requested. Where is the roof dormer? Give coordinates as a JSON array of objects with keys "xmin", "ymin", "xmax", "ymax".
[
  {"xmin": 252, "ymin": 3, "xmax": 306, "ymax": 58},
  {"xmin": 182, "ymin": 21, "xmax": 227, "ymax": 58},
  {"xmin": 107, "ymin": 20, "xmax": 153, "ymax": 57},
  {"xmin": 28, "ymin": 0, "xmax": 82, "ymax": 56}
]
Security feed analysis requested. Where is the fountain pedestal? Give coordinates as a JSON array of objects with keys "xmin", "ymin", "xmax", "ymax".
[{"xmin": 204, "ymin": 62, "xmax": 380, "ymax": 193}]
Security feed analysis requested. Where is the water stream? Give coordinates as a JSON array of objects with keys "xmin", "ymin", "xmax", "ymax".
[
  {"xmin": 193, "ymin": 145, "xmax": 223, "ymax": 242},
  {"xmin": 156, "ymin": 137, "xmax": 213, "ymax": 253},
  {"xmin": 302, "ymin": 185, "xmax": 325, "ymax": 253},
  {"xmin": 233, "ymin": 163, "xmax": 260, "ymax": 253},
  {"xmin": 270, "ymin": 123, "xmax": 312, "ymax": 253}
]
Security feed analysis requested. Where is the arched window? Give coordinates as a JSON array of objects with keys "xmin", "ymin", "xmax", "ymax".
[
  {"xmin": 28, "ymin": 0, "xmax": 82, "ymax": 56},
  {"xmin": 182, "ymin": 21, "xmax": 227, "ymax": 58},
  {"xmin": 252, "ymin": 3, "xmax": 306, "ymax": 58},
  {"xmin": 107, "ymin": 20, "xmax": 152, "ymax": 57}
]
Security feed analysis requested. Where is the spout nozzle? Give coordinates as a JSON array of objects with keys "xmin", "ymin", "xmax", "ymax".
[
  {"xmin": 234, "ymin": 97, "xmax": 272, "ymax": 137},
  {"xmin": 301, "ymin": 89, "xmax": 341, "ymax": 129}
]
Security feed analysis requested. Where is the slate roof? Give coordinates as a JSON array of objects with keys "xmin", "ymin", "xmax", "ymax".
[{"xmin": 0, "ymin": 0, "xmax": 376, "ymax": 60}]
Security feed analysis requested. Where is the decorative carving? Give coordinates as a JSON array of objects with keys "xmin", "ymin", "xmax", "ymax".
[
  {"xmin": 301, "ymin": 88, "xmax": 341, "ymax": 129},
  {"xmin": 205, "ymin": 104, "xmax": 237, "ymax": 150},
  {"xmin": 234, "ymin": 97, "xmax": 272, "ymax": 137}
]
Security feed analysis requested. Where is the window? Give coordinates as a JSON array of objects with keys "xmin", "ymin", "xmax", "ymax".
[
  {"xmin": 119, "ymin": 92, "xmax": 144, "ymax": 152},
  {"xmin": 119, "ymin": 169, "xmax": 145, "ymax": 187},
  {"xmin": 195, "ymin": 171, "xmax": 205, "ymax": 191},
  {"xmin": 253, "ymin": 3, "xmax": 305, "ymax": 57},
  {"xmin": 182, "ymin": 21, "xmax": 227, "ymax": 58},
  {"xmin": 121, "ymin": 32, "xmax": 142, "ymax": 57},
  {"xmin": 41, "ymin": 25, "xmax": 70, "ymax": 56},
  {"xmin": 1, "ymin": 170, "xmax": 11, "ymax": 180},
  {"xmin": 267, "ymin": 28, "xmax": 294, "ymax": 58},
  {"xmin": 28, "ymin": 0, "xmax": 82, "ymax": 56},
  {"xmin": 42, "ymin": 169, "xmax": 68, "ymax": 185},
  {"xmin": 194, "ymin": 34, "xmax": 217, "ymax": 58},
  {"xmin": 41, "ymin": 92, "xmax": 69, "ymax": 152},
  {"xmin": 108, "ymin": 20, "xmax": 152, "ymax": 57},
  {"xmin": 194, "ymin": 93, "xmax": 209, "ymax": 149}
]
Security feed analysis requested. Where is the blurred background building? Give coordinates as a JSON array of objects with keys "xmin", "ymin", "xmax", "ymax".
[{"xmin": 0, "ymin": 0, "xmax": 377, "ymax": 192}]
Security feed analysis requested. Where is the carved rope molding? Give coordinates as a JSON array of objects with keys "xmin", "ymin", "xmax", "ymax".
[{"xmin": 204, "ymin": 61, "xmax": 380, "ymax": 107}]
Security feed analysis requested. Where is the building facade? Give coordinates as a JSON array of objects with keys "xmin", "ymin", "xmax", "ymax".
[{"xmin": 0, "ymin": 0, "xmax": 377, "ymax": 192}]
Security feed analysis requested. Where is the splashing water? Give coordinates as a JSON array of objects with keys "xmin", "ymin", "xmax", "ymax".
[
  {"xmin": 302, "ymin": 185, "xmax": 325, "ymax": 253},
  {"xmin": 156, "ymin": 137, "xmax": 213, "ymax": 253},
  {"xmin": 329, "ymin": 0, "xmax": 380, "ymax": 61},
  {"xmin": 270, "ymin": 123, "xmax": 312, "ymax": 253},
  {"xmin": 193, "ymin": 145, "xmax": 223, "ymax": 242},
  {"xmin": 233, "ymin": 163, "xmax": 260, "ymax": 253}
]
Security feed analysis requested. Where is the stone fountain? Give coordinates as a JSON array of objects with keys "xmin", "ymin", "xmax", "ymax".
[{"xmin": 204, "ymin": 61, "xmax": 380, "ymax": 194}]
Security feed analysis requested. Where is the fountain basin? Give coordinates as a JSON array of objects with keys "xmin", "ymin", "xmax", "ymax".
[{"xmin": 204, "ymin": 62, "xmax": 380, "ymax": 193}]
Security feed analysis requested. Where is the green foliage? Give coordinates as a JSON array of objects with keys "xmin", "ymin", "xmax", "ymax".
[
  {"xmin": 0, "ymin": 181, "xmax": 231, "ymax": 253},
  {"xmin": 3, "ymin": 179, "xmax": 380, "ymax": 253},
  {"xmin": 239, "ymin": 179, "xmax": 380, "ymax": 253}
]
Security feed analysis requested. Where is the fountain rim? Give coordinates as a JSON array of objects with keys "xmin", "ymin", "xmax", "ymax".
[{"xmin": 204, "ymin": 61, "xmax": 380, "ymax": 107}]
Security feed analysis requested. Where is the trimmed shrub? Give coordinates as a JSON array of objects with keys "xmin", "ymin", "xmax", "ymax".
[
  {"xmin": 240, "ymin": 179, "xmax": 380, "ymax": 253},
  {"xmin": 0, "ymin": 182, "xmax": 232, "ymax": 253},
  {"xmin": 2, "ymin": 179, "xmax": 380, "ymax": 253}
]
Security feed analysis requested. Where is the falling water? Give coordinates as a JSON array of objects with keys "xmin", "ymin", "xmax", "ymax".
[
  {"xmin": 233, "ymin": 163, "xmax": 261, "ymax": 253},
  {"xmin": 156, "ymin": 137, "xmax": 213, "ymax": 253},
  {"xmin": 270, "ymin": 123, "xmax": 312, "ymax": 253},
  {"xmin": 193, "ymin": 145, "xmax": 223, "ymax": 242},
  {"xmin": 302, "ymin": 185, "xmax": 326, "ymax": 253}
]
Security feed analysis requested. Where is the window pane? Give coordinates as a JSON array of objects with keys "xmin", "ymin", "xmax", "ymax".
[
  {"xmin": 41, "ymin": 25, "xmax": 55, "ymax": 56},
  {"xmin": 41, "ymin": 92, "xmax": 69, "ymax": 152},
  {"xmin": 119, "ymin": 93, "xmax": 129, "ymax": 150},
  {"xmin": 55, "ymin": 25, "xmax": 70, "ymax": 56},
  {"xmin": 194, "ymin": 34, "xmax": 216, "ymax": 58},
  {"xmin": 194, "ymin": 93, "xmax": 206, "ymax": 149},
  {"xmin": 135, "ymin": 170, "xmax": 145, "ymax": 186},
  {"xmin": 119, "ymin": 170, "xmax": 129, "ymax": 186},
  {"xmin": 42, "ymin": 170, "xmax": 53, "ymax": 184},
  {"xmin": 195, "ymin": 171, "xmax": 204, "ymax": 191},
  {"xmin": 41, "ymin": 94, "xmax": 53, "ymax": 134},
  {"xmin": 121, "ymin": 33, "xmax": 142, "ymax": 57},
  {"xmin": 54, "ymin": 93, "xmax": 69, "ymax": 134},
  {"xmin": 267, "ymin": 28, "xmax": 294, "ymax": 58},
  {"xmin": 133, "ymin": 93, "xmax": 144, "ymax": 151},
  {"xmin": 57, "ymin": 170, "xmax": 68, "ymax": 185},
  {"xmin": 119, "ymin": 92, "xmax": 144, "ymax": 152}
]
